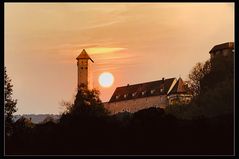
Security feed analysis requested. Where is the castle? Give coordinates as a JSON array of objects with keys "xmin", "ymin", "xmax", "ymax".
[
  {"xmin": 76, "ymin": 42, "xmax": 234, "ymax": 114},
  {"xmin": 104, "ymin": 77, "xmax": 192, "ymax": 114}
]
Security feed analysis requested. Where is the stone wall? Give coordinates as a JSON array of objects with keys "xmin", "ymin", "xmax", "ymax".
[{"xmin": 104, "ymin": 95, "xmax": 168, "ymax": 114}]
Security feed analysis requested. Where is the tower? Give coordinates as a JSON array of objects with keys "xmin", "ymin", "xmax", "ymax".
[
  {"xmin": 76, "ymin": 49, "xmax": 94, "ymax": 89},
  {"xmin": 209, "ymin": 42, "xmax": 234, "ymax": 70}
]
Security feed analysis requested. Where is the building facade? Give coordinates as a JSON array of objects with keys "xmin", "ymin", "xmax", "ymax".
[{"xmin": 104, "ymin": 77, "xmax": 192, "ymax": 114}]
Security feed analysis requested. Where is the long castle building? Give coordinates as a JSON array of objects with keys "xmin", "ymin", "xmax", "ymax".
[{"xmin": 104, "ymin": 77, "xmax": 192, "ymax": 114}]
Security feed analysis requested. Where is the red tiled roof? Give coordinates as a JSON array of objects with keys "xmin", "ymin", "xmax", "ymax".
[
  {"xmin": 76, "ymin": 49, "xmax": 94, "ymax": 62},
  {"xmin": 209, "ymin": 42, "xmax": 234, "ymax": 53},
  {"xmin": 109, "ymin": 78, "xmax": 176, "ymax": 103}
]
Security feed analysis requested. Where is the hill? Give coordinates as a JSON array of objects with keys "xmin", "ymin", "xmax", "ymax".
[{"xmin": 13, "ymin": 114, "xmax": 60, "ymax": 124}]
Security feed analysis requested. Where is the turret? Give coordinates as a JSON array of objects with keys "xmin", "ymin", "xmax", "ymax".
[{"xmin": 76, "ymin": 49, "xmax": 94, "ymax": 89}]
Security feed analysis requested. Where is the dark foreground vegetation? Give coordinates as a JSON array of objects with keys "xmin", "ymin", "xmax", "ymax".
[
  {"xmin": 5, "ymin": 51, "xmax": 234, "ymax": 155},
  {"xmin": 5, "ymin": 108, "xmax": 233, "ymax": 155}
]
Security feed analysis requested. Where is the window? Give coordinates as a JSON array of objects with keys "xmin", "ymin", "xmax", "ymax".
[
  {"xmin": 124, "ymin": 94, "xmax": 127, "ymax": 98},
  {"xmin": 160, "ymin": 88, "xmax": 164, "ymax": 92},
  {"xmin": 142, "ymin": 91, "xmax": 146, "ymax": 95},
  {"xmin": 132, "ymin": 92, "xmax": 136, "ymax": 97},
  {"xmin": 151, "ymin": 89, "xmax": 155, "ymax": 94},
  {"xmin": 81, "ymin": 67, "xmax": 83, "ymax": 69},
  {"xmin": 85, "ymin": 67, "xmax": 88, "ymax": 69},
  {"xmin": 116, "ymin": 95, "xmax": 120, "ymax": 99}
]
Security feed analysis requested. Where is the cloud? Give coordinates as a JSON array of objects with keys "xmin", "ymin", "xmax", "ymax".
[{"xmin": 86, "ymin": 47, "xmax": 127, "ymax": 54}]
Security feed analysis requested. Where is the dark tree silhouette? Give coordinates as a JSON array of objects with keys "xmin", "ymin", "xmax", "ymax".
[
  {"xmin": 188, "ymin": 60, "xmax": 211, "ymax": 97},
  {"xmin": 4, "ymin": 67, "xmax": 17, "ymax": 136},
  {"xmin": 60, "ymin": 84, "xmax": 109, "ymax": 123}
]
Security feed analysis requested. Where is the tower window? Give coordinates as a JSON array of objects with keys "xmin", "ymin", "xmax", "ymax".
[
  {"xmin": 81, "ymin": 67, "xmax": 83, "ymax": 69},
  {"xmin": 85, "ymin": 67, "xmax": 88, "ymax": 69}
]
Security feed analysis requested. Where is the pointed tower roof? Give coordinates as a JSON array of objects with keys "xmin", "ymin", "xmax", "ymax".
[
  {"xmin": 169, "ymin": 78, "xmax": 188, "ymax": 94},
  {"xmin": 76, "ymin": 49, "xmax": 94, "ymax": 62}
]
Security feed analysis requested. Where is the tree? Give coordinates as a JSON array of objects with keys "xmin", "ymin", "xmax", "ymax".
[
  {"xmin": 188, "ymin": 60, "xmax": 211, "ymax": 97},
  {"xmin": 4, "ymin": 67, "xmax": 17, "ymax": 136},
  {"xmin": 72, "ymin": 85, "xmax": 109, "ymax": 116},
  {"xmin": 60, "ymin": 85, "xmax": 109, "ymax": 122},
  {"xmin": 41, "ymin": 116, "xmax": 56, "ymax": 124},
  {"xmin": 185, "ymin": 55, "xmax": 234, "ymax": 118},
  {"xmin": 199, "ymin": 78, "xmax": 233, "ymax": 117}
]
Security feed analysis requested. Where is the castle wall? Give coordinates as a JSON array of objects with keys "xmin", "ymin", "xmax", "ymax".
[
  {"xmin": 104, "ymin": 95, "xmax": 168, "ymax": 114},
  {"xmin": 168, "ymin": 94, "xmax": 193, "ymax": 105},
  {"xmin": 222, "ymin": 49, "xmax": 232, "ymax": 56}
]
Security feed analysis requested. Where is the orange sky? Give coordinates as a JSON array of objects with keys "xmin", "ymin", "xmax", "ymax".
[{"xmin": 5, "ymin": 3, "xmax": 234, "ymax": 114}]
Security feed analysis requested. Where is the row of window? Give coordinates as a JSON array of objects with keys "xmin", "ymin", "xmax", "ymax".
[
  {"xmin": 80, "ymin": 67, "xmax": 88, "ymax": 69},
  {"xmin": 115, "ymin": 88, "xmax": 164, "ymax": 99}
]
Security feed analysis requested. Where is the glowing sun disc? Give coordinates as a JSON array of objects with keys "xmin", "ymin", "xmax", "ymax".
[{"xmin": 98, "ymin": 72, "xmax": 114, "ymax": 88}]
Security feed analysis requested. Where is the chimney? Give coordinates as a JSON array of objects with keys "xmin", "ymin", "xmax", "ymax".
[{"xmin": 162, "ymin": 77, "xmax": 165, "ymax": 92}]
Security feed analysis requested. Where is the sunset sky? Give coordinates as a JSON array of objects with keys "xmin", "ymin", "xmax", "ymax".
[{"xmin": 5, "ymin": 3, "xmax": 234, "ymax": 114}]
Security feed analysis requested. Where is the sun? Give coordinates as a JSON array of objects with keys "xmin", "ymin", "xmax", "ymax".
[{"xmin": 98, "ymin": 72, "xmax": 114, "ymax": 88}]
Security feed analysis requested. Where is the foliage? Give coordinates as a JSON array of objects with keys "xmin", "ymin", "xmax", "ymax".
[
  {"xmin": 5, "ymin": 107, "xmax": 233, "ymax": 155},
  {"xmin": 168, "ymin": 54, "xmax": 234, "ymax": 119},
  {"xmin": 14, "ymin": 116, "xmax": 35, "ymax": 129},
  {"xmin": 199, "ymin": 79, "xmax": 233, "ymax": 117},
  {"xmin": 74, "ymin": 86, "xmax": 109, "ymax": 117},
  {"xmin": 60, "ymin": 85, "xmax": 109, "ymax": 123},
  {"xmin": 4, "ymin": 67, "xmax": 17, "ymax": 136},
  {"xmin": 60, "ymin": 100, "xmax": 73, "ymax": 114},
  {"xmin": 188, "ymin": 60, "xmax": 211, "ymax": 97},
  {"xmin": 41, "ymin": 116, "xmax": 57, "ymax": 124},
  {"xmin": 165, "ymin": 103, "xmax": 203, "ymax": 120}
]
